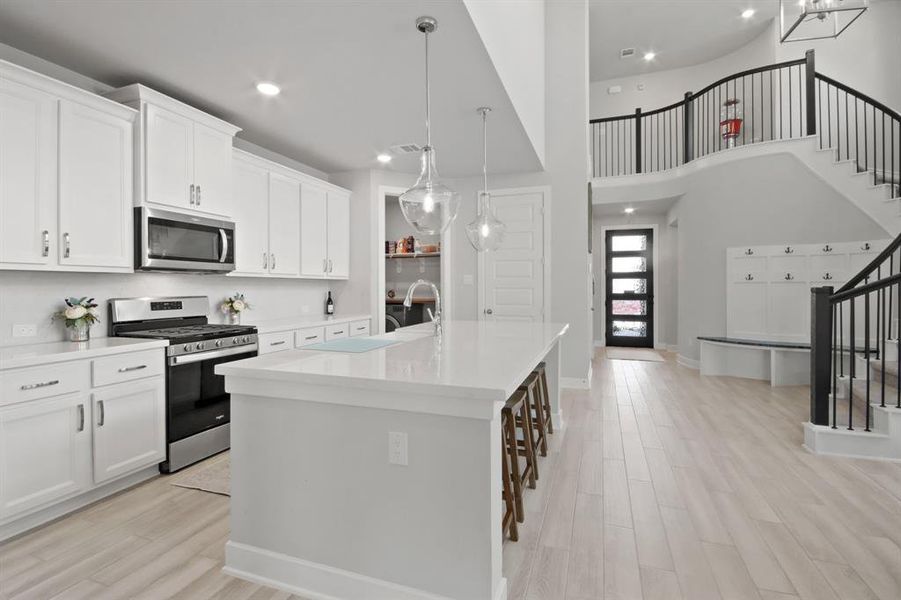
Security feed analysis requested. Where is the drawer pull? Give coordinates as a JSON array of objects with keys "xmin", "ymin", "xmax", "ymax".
[
  {"xmin": 356, "ymin": 326, "xmax": 366, "ymax": 331},
  {"xmin": 77, "ymin": 404, "xmax": 85, "ymax": 432},
  {"xmin": 118, "ymin": 364, "xmax": 147, "ymax": 373},
  {"xmin": 97, "ymin": 400, "xmax": 105, "ymax": 427},
  {"xmin": 270, "ymin": 340, "xmax": 286, "ymax": 346},
  {"xmin": 304, "ymin": 335, "xmax": 318, "ymax": 340},
  {"xmin": 20, "ymin": 379, "xmax": 60, "ymax": 391}
]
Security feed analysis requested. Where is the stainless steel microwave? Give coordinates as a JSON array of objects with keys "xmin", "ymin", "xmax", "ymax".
[{"xmin": 135, "ymin": 207, "xmax": 235, "ymax": 273}]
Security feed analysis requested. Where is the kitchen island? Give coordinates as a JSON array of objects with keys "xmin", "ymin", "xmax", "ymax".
[{"xmin": 215, "ymin": 319, "xmax": 569, "ymax": 600}]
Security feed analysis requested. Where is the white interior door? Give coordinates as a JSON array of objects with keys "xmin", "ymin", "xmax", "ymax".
[
  {"xmin": 58, "ymin": 100, "xmax": 132, "ymax": 269},
  {"xmin": 268, "ymin": 172, "xmax": 301, "ymax": 276},
  {"xmin": 300, "ymin": 184, "xmax": 328, "ymax": 277},
  {"xmin": 480, "ymin": 190, "xmax": 546, "ymax": 323},
  {"xmin": 0, "ymin": 77, "xmax": 57, "ymax": 267}
]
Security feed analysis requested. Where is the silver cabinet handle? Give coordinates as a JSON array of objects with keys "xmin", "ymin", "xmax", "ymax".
[
  {"xmin": 263, "ymin": 252, "xmax": 269, "ymax": 269},
  {"xmin": 97, "ymin": 400, "xmax": 105, "ymax": 427},
  {"xmin": 41, "ymin": 230, "xmax": 50, "ymax": 257},
  {"xmin": 77, "ymin": 404, "xmax": 85, "ymax": 432},
  {"xmin": 271, "ymin": 253, "xmax": 276, "ymax": 270},
  {"xmin": 328, "ymin": 259, "xmax": 333, "ymax": 273},
  {"xmin": 270, "ymin": 340, "xmax": 286, "ymax": 346},
  {"xmin": 333, "ymin": 330, "xmax": 344, "ymax": 335},
  {"xmin": 196, "ymin": 185, "xmax": 201, "ymax": 206},
  {"xmin": 20, "ymin": 379, "xmax": 59, "ymax": 391},
  {"xmin": 323, "ymin": 258, "xmax": 328, "ymax": 273},
  {"xmin": 356, "ymin": 326, "xmax": 366, "ymax": 331},
  {"xmin": 190, "ymin": 184, "xmax": 196, "ymax": 205},
  {"xmin": 63, "ymin": 233, "xmax": 70, "ymax": 258},
  {"xmin": 118, "ymin": 364, "xmax": 147, "ymax": 373},
  {"xmin": 304, "ymin": 335, "xmax": 318, "ymax": 340}
]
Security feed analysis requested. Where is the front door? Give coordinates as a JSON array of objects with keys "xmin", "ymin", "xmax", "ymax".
[{"xmin": 605, "ymin": 228, "xmax": 654, "ymax": 347}]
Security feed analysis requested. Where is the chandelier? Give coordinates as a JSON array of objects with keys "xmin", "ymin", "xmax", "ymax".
[{"xmin": 780, "ymin": 0, "xmax": 869, "ymax": 43}]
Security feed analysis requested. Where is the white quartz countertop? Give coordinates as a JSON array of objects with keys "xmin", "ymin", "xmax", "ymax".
[
  {"xmin": 216, "ymin": 320, "xmax": 569, "ymax": 400},
  {"xmin": 248, "ymin": 313, "xmax": 372, "ymax": 335},
  {"xmin": 0, "ymin": 337, "xmax": 169, "ymax": 371}
]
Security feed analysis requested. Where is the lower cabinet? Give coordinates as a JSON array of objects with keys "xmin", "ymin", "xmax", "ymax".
[
  {"xmin": 92, "ymin": 378, "xmax": 166, "ymax": 484},
  {"xmin": 0, "ymin": 392, "xmax": 92, "ymax": 520}
]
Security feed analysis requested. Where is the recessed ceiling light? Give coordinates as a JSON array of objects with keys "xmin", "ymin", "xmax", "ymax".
[
  {"xmin": 624, "ymin": 207, "xmax": 635, "ymax": 214},
  {"xmin": 643, "ymin": 52, "xmax": 656, "ymax": 61},
  {"xmin": 376, "ymin": 154, "xmax": 392, "ymax": 164},
  {"xmin": 742, "ymin": 9, "xmax": 755, "ymax": 19},
  {"xmin": 256, "ymin": 82, "xmax": 280, "ymax": 96}
]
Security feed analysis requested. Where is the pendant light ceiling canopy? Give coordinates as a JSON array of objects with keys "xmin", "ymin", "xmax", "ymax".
[
  {"xmin": 466, "ymin": 107, "xmax": 506, "ymax": 252},
  {"xmin": 398, "ymin": 16, "xmax": 460, "ymax": 236}
]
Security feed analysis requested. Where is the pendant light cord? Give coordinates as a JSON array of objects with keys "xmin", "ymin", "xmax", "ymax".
[
  {"xmin": 424, "ymin": 30, "xmax": 431, "ymax": 148},
  {"xmin": 482, "ymin": 109, "xmax": 488, "ymax": 193}
]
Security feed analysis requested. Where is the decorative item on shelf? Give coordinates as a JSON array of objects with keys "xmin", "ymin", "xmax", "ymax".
[
  {"xmin": 326, "ymin": 291, "xmax": 335, "ymax": 315},
  {"xmin": 720, "ymin": 99, "xmax": 743, "ymax": 148},
  {"xmin": 466, "ymin": 106, "xmax": 506, "ymax": 252},
  {"xmin": 53, "ymin": 296, "xmax": 100, "ymax": 342},
  {"xmin": 221, "ymin": 293, "xmax": 250, "ymax": 325},
  {"xmin": 779, "ymin": 0, "xmax": 868, "ymax": 43},
  {"xmin": 398, "ymin": 16, "xmax": 460, "ymax": 235}
]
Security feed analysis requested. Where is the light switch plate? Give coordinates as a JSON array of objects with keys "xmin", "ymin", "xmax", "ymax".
[
  {"xmin": 12, "ymin": 324, "xmax": 36, "ymax": 338},
  {"xmin": 388, "ymin": 431, "xmax": 408, "ymax": 466}
]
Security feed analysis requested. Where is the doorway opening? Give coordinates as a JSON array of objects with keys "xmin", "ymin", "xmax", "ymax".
[{"xmin": 605, "ymin": 228, "xmax": 654, "ymax": 348}]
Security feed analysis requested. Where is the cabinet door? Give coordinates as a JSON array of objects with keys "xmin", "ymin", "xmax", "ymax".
[
  {"xmin": 144, "ymin": 103, "xmax": 193, "ymax": 210},
  {"xmin": 727, "ymin": 281, "xmax": 768, "ymax": 339},
  {"xmin": 92, "ymin": 378, "xmax": 165, "ymax": 484},
  {"xmin": 0, "ymin": 77, "xmax": 56, "ymax": 267},
  {"xmin": 0, "ymin": 393, "xmax": 91, "ymax": 520},
  {"xmin": 58, "ymin": 100, "xmax": 133, "ymax": 269},
  {"xmin": 300, "ymin": 184, "xmax": 328, "ymax": 277},
  {"xmin": 192, "ymin": 122, "xmax": 233, "ymax": 215},
  {"xmin": 268, "ymin": 172, "xmax": 301, "ymax": 276},
  {"xmin": 767, "ymin": 281, "xmax": 810, "ymax": 342},
  {"xmin": 231, "ymin": 157, "xmax": 269, "ymax": 274},
  {"xmin": 326, "ymin": 191, "xmax": 350, "ymax": 278}
]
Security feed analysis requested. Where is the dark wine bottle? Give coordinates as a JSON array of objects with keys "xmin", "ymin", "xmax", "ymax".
[{"xmin": 326, "ymin": 291, "xmax": 335, "ymax": 315}]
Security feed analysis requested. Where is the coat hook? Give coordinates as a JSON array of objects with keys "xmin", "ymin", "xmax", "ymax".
[
  {"xmin": 745, "ymin": 248, "xmax": 754, "ymax": 255},
  {"xmin": 785, "ymin": 246, "xmax": 793, "ymax": 254},
  {"xmin": 745, "ymin": 274, "xmax": 754, "ymax": 281},
  {"xmin": 785, "ymin": 273, "xmax": 793, "ymax": 280},
  {"xmin": 823, "ymin": 244, "xmax": 833, "ymax": 252}
]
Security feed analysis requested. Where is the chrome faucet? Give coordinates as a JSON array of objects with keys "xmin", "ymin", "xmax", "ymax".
[{"xmin": 404, "ymin": 279, "xmax": 442, "ymax": 335}]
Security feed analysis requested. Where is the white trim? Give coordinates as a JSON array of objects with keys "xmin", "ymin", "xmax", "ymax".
[
  {"xmin": 676, "ymin": 354, "xmax": 699, "ymax": 369},
  {"xmin": 477, "ymin": 186, "xmax": 552, "ymax": 322},
  {"xmin": 598, "ymin": 223, "xmax": 660, "ymax": 350},
  {"xmin": 561, "ymin": 376, "xmax": 590, "ymax": 389},
  {"xmin": 224, "ymin": 541, "xmax": 508, "ymax": 600},
  {"xmin": 376, "ymin": 186, "xmax": 453, "ymax": 334}
]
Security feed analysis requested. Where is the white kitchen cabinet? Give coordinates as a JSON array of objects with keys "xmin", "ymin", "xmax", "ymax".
[
  {"xmin": 91, "ymin": 378, "xmax": 165, "ymax": 484},
  {"xmin": 268, "ymin": 172, "xmax": 301, "ymax": 277},
  {"xmin": 232, "ymin": 155, "xmax": 270, "ymax": 275},
  {"xmin": 105, "ymin": 84, "xmax": 240, "ymax": 218},
  {"xmin": 58, "ymin": 99, "xmax": 133, "ymax": 269},
  {"xmin": 0, "ymin": 75, "xmax": 56, "ymax": 268},
  {"xmin": 0, "ymin": 393, "xmax": 92, "ymax": 520},
  {"xmin": 0, "ymin": 60, "xmax": 136, "ymax": 273},
  {"xmin": 301, "ymin": 185, "xmax": 349, "ymax": 279},
  {"xmin": 258, "ymin": 331, "xmax": 294, "ymax": 354}
]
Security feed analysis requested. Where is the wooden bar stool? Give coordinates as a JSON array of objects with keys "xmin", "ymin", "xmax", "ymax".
[
  {"xmin": 502, "ymin": 387, "xmax": 538, "ymax": 523},
  {"xmin": 500, "ymin": 414, "xmax": 518, "ymax": 542},
  {"xmin": 519, "ymin": 372, "xmax": 548, "ymax": 457},
  {"xmin": 535, "ymin": 362, "xmax": 554, "ymax": 435}
]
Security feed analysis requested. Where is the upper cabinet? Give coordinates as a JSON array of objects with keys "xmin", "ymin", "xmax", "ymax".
[
  {"xmin": 0, "ymin": 60, "xmax": 136, "ymax": 273},
  {"xmin": 104, "ymin": 84, "xmax": 240, "ymax": 219},
  {"xmin": 301, "ymin": 184, "xmax": 350, "ymax": 279}
]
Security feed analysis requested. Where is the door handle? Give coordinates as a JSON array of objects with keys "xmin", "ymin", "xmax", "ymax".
[
  {"xmin": 97, "ymin": 400, "xmax": 105, "ymax": 427},
  {"xmin": 77, "ymin": 404, "xmax": 84, "ymax": 432},
  {"xmin": 63, "ymin": 233, "xmax": 71, "ymax": 258},
  {"xmin": 219, "ymin": 229, "xmax": 228, "ymax": 263},
  {"xmin": 41, "ymin": 230, "xmax": 50, "ymax": 257},
  {"xmin": 190, "ymin": 184, "xmax": 196, "ymax": 205}
]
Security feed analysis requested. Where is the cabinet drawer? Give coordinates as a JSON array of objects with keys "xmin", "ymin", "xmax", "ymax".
[
  {"xmin": 349, "ymin": 319, "xmax": 370, "ymax": 337},
  {"xmin": 325, "ymin": 323, "xmax": 349, "ymax": 341},
  {"xmin": 1, "ymin": 361, "xmax": 90, "ymax": 407},
  {"xmin": 259, "ymin": 331, "xmax": 294, "ymax": 354},
  {"xmin": 296, "ymin": 326, "xmax": 325, "ymax": 347},
  {"xmin": 92, "ymin": 349, "xmax": 164, "ymax": 388}
]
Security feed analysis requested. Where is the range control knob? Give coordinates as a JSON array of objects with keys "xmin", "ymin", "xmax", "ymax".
[
  {"xmin": 215, "ymin": 339, "xmax": 223, "ymax": 348},
  {"xmin": 232, "ymin": 337, "xmax": 239, "ymax": 344},
  {"xmin": 183, "ymin": 344, "xmax": 193, "ymax": 352},
  {"xmin": 196, "ymin": 342, "xmax": 205, "ymax": 351},
  {"xmin": 242, "ymin": 336, "xmax": 250, "ymax": 343}
]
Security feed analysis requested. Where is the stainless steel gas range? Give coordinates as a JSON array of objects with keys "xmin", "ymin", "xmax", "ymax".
[{"xmin": 109, "ymin": 296, "xmax": 258, "ymax": 472}]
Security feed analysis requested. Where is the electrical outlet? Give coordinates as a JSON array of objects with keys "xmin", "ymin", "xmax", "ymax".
[
  {"xmin": 12, "ymin": 324, "xmax": 36, "ymax": 338},
  {"xmin": 388, "ymin": 431, "xmax": 408, "ymax": 466}
]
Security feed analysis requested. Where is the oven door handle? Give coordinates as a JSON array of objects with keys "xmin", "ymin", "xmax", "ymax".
[
  {"xmin": 169, "ymin": 343, "xmax": 258, "ymax": 366},
  {"xmin": 219, "ymin": 229, "xmax": 229, "ymax": 263}
]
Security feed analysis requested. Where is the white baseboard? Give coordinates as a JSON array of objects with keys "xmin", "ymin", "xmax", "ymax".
[
  {"xmin": 561, "ymin": 376, "xmax": 590, "ymax": 389},
  {"xmin": 593, "ymin": 340, "xmax": 605, "ymax": 348},
  {"xmin": 225, "ymin": 541, "xmax": 507, "ymax": 600},
  {"xmin": 676, "ymin": 354, "xmax": 700, "ymax": 369},
  {"xmin": 0, "ymin": 465, "xmax": 159, "ymax": 542}
]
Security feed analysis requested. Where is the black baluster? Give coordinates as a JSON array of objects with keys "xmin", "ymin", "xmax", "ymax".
[
  {"xmin": 827, "ymin": 82, "xmax": 832, "ymax": 149},
  {"xmin": 881, "ymin": 283, "xmax": 887, "ymax": 408},
  {"xmin": 751, "ymin": 72, "xmax": 755, "ymax": 143},
  {"xmin": 833, "ymin": 302, "xmax": 838, "ymax": 426},
  {"xmin": 742, "ymin": 76, "xmax": 746, "ymax": 146},
  {"xmin": 866, "ymin": 291, "xmax": 871, "ymax": 432},
  {"xmin": 770, "ymin": 69, "xmax": 774, "ymax": 141},
  {"xmin": 789, "ymin": 66, "xmax": 793, "ymax": 138},
  {"xmin": 845, "ymin": 91, "xmax": 849, "ymax": 161},
  {"xmin": 780, "ymin": 67, "xmax": 784, "ymax": 139},
  {"xmin": 850, "ymin": 298, "xmax": 855, "ymax": 430},
  {"xmin": 840, "ymin": 301, "xmax": 845, "ymax": 378}
]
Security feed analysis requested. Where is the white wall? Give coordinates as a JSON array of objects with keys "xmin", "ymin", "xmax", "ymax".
[
  {"xmin": 670, "ymin": 152, "xmax": 886, "ymax": 363},
  {"xmin": 463, "ymin": 0, "xmax": 547, "ymax": 166}
]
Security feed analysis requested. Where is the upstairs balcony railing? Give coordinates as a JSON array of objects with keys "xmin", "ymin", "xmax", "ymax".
[{"xmin": 590, "ymin": 49, "xmax": 900, "ymax": 191}]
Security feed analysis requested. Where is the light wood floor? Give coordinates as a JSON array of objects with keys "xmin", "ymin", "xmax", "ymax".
[{"xmin": 2, "ymin": 351, "xmax": 901, "ymax": 600}]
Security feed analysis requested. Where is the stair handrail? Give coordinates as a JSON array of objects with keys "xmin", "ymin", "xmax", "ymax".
[
  {"xmin": 835, "ymin": 233, "xmax": 901, "ymax": 294},
  {"xmin": 815, "ymin": 72, "xmax": 901, "ymax": 123}
]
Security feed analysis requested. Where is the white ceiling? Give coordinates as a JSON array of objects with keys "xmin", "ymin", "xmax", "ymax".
[
  {"xmin": 0, "ymin": 0, "xmax": 541, "ymax": 177},
  {"xmin": 589, "ymin": 0, "xmax": 778, "ymax": 82}
]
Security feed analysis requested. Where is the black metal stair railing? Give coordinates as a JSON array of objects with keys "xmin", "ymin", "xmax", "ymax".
[{"xmin": 811, "ymin": 236, "xmax": 901, "ymax": 430}]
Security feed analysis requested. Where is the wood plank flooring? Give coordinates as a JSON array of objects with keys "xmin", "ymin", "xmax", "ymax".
[{"xmin": 2, "ymin": 351, "xmax": 901, "ymax": 599}]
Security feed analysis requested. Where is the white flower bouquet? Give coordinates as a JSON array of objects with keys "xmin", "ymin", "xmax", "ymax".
[
  {"xmin": 53, "ymin": 297, "xmax": 100, "ymax": 341},
  {"xmin": 222, "ymin": 293, "xmax": 251, "ymax": 324}
]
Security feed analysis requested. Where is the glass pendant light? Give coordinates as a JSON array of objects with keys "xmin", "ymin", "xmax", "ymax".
[
  {"xmin": 466, "ymin": 107, "xmax": 505, "ymax": 252},
  {"xmin": 398, "ymin": 16, "xmax": 460, "ymax": 235}
]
